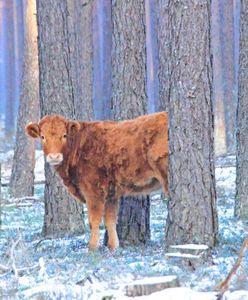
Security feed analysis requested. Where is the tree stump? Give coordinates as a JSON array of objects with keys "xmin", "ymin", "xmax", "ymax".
[
  {"xmin": 125, "ymin": 276, "xmax": 179, "ymax": 297},
  {"xmin": 165, "ymin": 244, "xmax": 210, "ymax": 269}
]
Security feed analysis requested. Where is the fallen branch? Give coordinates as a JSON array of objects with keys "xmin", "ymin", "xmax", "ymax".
[
  {"xmin": 5, "ymin": 203, "xmax": 33, "ymax": 208},
  {"xmin": 34, "ymin": 237, "xmax": 54, "ymax": 251},
  {"xmin": 10, "ymin": 196, "xmax": 41, "ymax": 203},
  {"xmin": 0, "ymin": 263, "xmax": 40, "ymax": 276},
  {"xmin": 3, "ymin": 197, "xmax": 42, "ymax": 208},
  {"xmin": 214, "ymin": 237, "xmax": 248, "ymax": 298},
  {"xmin": 1, "ymin": 180, "xmax": 45, "ymax": 188},
  {"xmin": 0, "ymin": 263, "xmax": 10, "ymax": 273}
]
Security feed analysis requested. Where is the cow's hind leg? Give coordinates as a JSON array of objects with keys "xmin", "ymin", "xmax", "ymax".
[
  {"xmin": 104, "ymin": 199, "xmax": 119, "ymax": 250},
  {"xmin": 156, "ymin": 163, "xmax": 168, "ymax": 195},
  {"xmin": 87, "ymin": 200, "xmax": 104, "ymax": 251}
]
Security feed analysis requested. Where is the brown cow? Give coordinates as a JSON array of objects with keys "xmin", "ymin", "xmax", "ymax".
[{"xmin": 26, "ymin": 112, "xmax": 168, "ymax": 250}]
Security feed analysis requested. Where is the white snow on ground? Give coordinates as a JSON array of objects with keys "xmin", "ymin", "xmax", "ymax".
[{"xmin": 0, "ymin": 153, "xmax": 247, "ymax": 299}]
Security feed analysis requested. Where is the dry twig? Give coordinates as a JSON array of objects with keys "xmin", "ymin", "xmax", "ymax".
[{"xmin": 214, "ymin": 237, "xmax": 248, "ymax": 298}]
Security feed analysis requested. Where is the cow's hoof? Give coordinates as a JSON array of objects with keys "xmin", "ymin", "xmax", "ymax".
[
  {"xmin": 108, "ymin": 240, "xmax": 119, "ymax": 250},
  {"xmin": 88, "ymin": 241, "xmax": 99, "ymax": 251}
]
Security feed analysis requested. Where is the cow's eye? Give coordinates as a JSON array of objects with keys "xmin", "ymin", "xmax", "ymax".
[
  {"xmin": 63, "ymin": 134, "xmax": 67, "ymax": 139},
  {"xmin": 41, "ymin": 135, "xmax": 45, "ymax": 140}
]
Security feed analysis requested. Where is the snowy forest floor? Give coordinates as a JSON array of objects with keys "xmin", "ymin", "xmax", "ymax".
[{"xmin": 0, "ymin": 151, "xmax": 248, "ymax": 300}]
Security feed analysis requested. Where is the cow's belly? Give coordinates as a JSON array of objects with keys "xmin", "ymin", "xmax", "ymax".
[{"xmin": 118, "ymin": 176, "xmax": 161, "ymax": 196}]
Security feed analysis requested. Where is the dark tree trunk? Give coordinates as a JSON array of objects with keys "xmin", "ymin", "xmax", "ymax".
[
  {"xmin": 235, "ymin": 0, "xmax": 248, "ymax": 219},
  {"xmin": 36, "ymin": 0, "xmax": 91, "ymax": 237},
  {"xmin": 155, "ymin": 0, "xmax": 170, "ymax": 112},
  {"xmin": 10, "ymin": 0, "xmax": 39, "ymax": 198},
  {"xmin": 110, "ymin": 0, "xmax": 150, "ymax": 246},
  {"xmin": 68, "ymin": 0, "xmax": 93, "ymax": 120},
  {"xmin": 165, "ymin": 1, "xmax": 218, "ymax": 247}
]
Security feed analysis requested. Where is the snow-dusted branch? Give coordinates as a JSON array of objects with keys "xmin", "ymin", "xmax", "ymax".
[{"xmin": 214, "ymin": 237, "xmax": 248, "ymax": 297}]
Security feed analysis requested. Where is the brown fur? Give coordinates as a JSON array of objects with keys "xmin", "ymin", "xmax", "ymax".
[{"xmin": 26, "ymin": 112, "xmax": 168, "ymax": 250}]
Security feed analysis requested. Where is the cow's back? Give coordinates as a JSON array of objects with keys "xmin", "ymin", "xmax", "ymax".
[{"xmin": 101, "ymin": 112, "xmax": 168, "ymax": 194}]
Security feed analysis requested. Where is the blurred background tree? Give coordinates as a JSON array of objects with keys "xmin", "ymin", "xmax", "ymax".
[
  {"xmin": 235, "ymin": 0, "xmax": 248, "ymax": 219},
  {"xmin": 9, "ymin": 0, "xmax": 39, "ymax": 198}
]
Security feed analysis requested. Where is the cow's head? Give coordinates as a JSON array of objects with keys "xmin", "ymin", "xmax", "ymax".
[{"xmin": 26, "ymin": 115, "xmax": 80, "ymax": 166}]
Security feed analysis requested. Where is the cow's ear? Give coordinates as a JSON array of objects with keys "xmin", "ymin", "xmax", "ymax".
[
  {"xmin": 67, "ymin": 121, "xmax": 81, "ymax": 136},
  {"xmin": 25, "ymin": 122, "xmax": 40, "ymax": 138}
]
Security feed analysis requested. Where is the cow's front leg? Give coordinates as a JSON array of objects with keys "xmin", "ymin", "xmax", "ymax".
[
  {"xmin": 87, "ymin": 200, "xmax": 104, "ymax": 251},
  {"xmin": 104, "ymin": 199, "xmax": 119, "ymax": 250}
]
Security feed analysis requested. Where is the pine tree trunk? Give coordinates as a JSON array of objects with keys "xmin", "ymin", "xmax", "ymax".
[
  {"xmin": 0, "ymin": 5, "xmax": 5, "ymax": 116},
  {"xmin": 4, "ymin": 0, "xmax": 17, "ymax": 140},
  {"xmin": 165, "ymin": 1, "xmax": 218, "ymax": 247},
  {"xmin": 10, "ymin": 0, "xmax": 39, "ymax": 198},
  {"xmin": 36, "ymin": 0, "xmax": 89, "ymax": 237},
  {"xmin": 145, "ymin": 0, "xmax": 159, "ymax": 113},
  {"xmin": 211, "ymin": 0, "xmax": 227, "ymax": 156},
  {"xmin": 68, "ymin": 0, "xmax": 93, "ymax": 120},
  {"xmin": 92, "ymin": 0, "xmax": 112, "ymax": 120},
  {"xmin": 156, "ymin": 0, "xmax": 170, "ymax": 112},
  {"xmin": 219, "ymin": 0, "xmax": 236, "ymax": 154},
  {"xmin": 111, "ymin": 0, "xmax": 150, "ymax": 246},
  {"xmin": 235, "ymin": 0, "xmax": 248, "ymax": 219}
]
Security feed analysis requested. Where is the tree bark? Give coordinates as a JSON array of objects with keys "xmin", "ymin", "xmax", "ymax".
[
  {"xmin": 111, "ymin": 0, "xmax": 150, "ymax": 246},
  {"xmin": 145, "ymin": 0, "xmax": 159, "ymax": 113},
  {"xmin": 4, "ymin": 0, "xmax": 17, "ymax": 140},
  {"xmin": 235, "ymin": 0, "xmax": 248, "ymax": 219},
  {"xmin": 219, "ymin": 0, "xmax": 236, "ymax": 154},
  {"xmin": 156, "ymin": 0, "xmax": 170, "ymax": 112},
  {"xmin": 36, "ymin": 0, "xmax": 92, "ymax": 237},
  {"xmin": 211, "ymin": 0, "xmax": 227, "ymax": 156},
  {"xmin": 92, "ymin": 0, "xmax": 112, "ymax": 120},
  {"xmin": 0, "ymin": 4, "xmax": 5, "ymax": 116},
  {"xmin": 10, "ymin": 0, "xmax": 39, "ymax": 198},
  {"xmin": 68, "ymin": 0, "xmax": 93, "ymax": 120},
  {"xmin": 165, "ymin": 1, "xmax": 218, "ymax": 247}
]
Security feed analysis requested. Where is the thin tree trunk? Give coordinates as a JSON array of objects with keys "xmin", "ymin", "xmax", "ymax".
[
  {"xmin": 0, "ymin": 1, "xmax": 6, "ymax": 115},
  {"xmin": 36, "ymin": 0, "xmax": 87, "ymax": 237},
  {"xmin": 13, "ymin": 0, "xmax": 25, "ymax": 120},
  {"xmin": 165, "ymin": 1, "xmax": 218, "ymax": 247},
  {"xmin": 92, "ymin": 0, "xmax": 112, "ymax": 120},
  {"xmin": 10, "ymin": 0, "xmax": 39, "ymax": 198},
  {"xmin": 145, "ymin": 0, "xmax": 159, "ymax": 113},
  {"xmin": 111, "ymin": 0, "xmax": 150, "ymax": 246},
  {"xmin": 219, "ymin": 0, "xmax": 236, "ymax": 154},
  {"xmin": 156, "ymin": 0, "xmax": 170, "ymax": 112},
  {"xmin": 211, "ymin": 0, "xmax": 227, "ymax": 156},
  {"xmin": 4, "ymin": 0, "xmax": 17, "ymax": 140},
  {"xmin": 235, "ymin": 0, "xmax": 248, "ymax": 219}
]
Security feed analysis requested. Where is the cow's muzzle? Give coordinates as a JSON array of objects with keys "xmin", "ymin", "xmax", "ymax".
[{"xmin": 46, "ymin": 153, "xmax": 63, "ymax": 166}]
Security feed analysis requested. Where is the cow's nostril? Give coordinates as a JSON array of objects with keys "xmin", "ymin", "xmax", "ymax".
[{"xmin": 47, "ymin": 153, "xmax": 63, "ymax": 165}]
